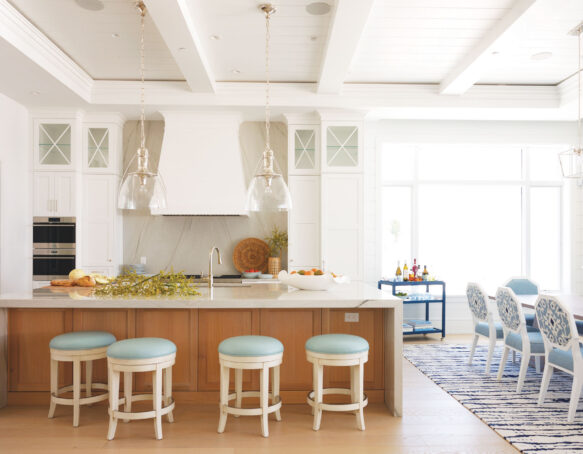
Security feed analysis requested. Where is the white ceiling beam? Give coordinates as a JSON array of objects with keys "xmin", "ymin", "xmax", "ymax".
[
  {"xmin": 0, "ymin": 0, "xmax": 92, "ymax": 102},
  {"xmin": 144, "ymin": 0, "xmax": 215, "ymax": 93},
  {"xmin": 317, "ymin": 0, "xmax": 375, "ymax": 94},
  {"xmin": 439, "ymin": 0, "xmax": 537, "ymax": 95}
]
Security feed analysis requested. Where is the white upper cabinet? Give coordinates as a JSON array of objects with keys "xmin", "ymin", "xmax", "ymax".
[
  {"xmin": 33, "ymin": 172, "xmax": 76, "ymax": 217},
  {"xmin": 321, "ymin": 121, "xmax": 363, "ymax": 173},
  {"xmin": 288, "ymin": 126, "xmax": 319, "ymax": 175},
  {"xmin": 83, "ymin": 122, "xmax": 121, "ymax": 174},
  {"xmin": 34, "ymin": 120, "xmax": 76, "ymax": 171}
]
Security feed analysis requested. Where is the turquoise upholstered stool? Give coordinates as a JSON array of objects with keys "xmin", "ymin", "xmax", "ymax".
[
  {"xmin": 217, "ymin": 335, "xmax": 284, "ymax": 438},
  {"xmin": 48, "ymin": 331, "xmax": 116, "ymax": 427},
  {"xmin": 305, "ymin": 334, "xmax": 369, "ymax": 431},
  {"xmin": 106, "ymin": 338, "xmax": 177, "ymax": 441}
]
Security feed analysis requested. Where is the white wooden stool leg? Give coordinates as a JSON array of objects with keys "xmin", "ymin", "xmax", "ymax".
[
  {"xmin": 234, "ymin": 368, "xmax": 242, "ymax": 417},
  {"xmin": 86, "ymin": 360, "xmax": 93, "ymax": 399},
  {"xmin": 313, "ymin": 363, "xmax": 323, "ymax": 431},
  {"xmin": 311, "ymin": 364, "xmax": 317, "ymax": 416},
  {"xmin": 217, "ymin": 364, "xmax": 229, "ymax": 433},
  {"xmin": 350, "ymin": 365, "xmax": 358, "ymax": 416},
  {"xmin": 260, "ymin": 365, "xmax": 269, "ymax": 438},
  {"xmin": 356, "ymin": 361, "xmax": 365, "ymax": 431},
  {"xmin": 107, "ymin": 368, "xmax": 120, "ymax": 440},
  {"xmin": 153, "ymin": 366, "xmax": 163, "ymax": 440},
  {"xmin": 272, "ymin": 365, "xmax": 281, "ymax": 421},
  {"xmin": 123, "ymin": 371, "xmax": 132, "ymax": 423},
  {"xmin": 72, "ymin": 359, "xmax": 81, "ymax": 427},
  {"xmin": 164, "ymin": 366, "xmax": 174, "ymax": 423},
  {"xmin": 48, "ymin": 358, "xmax": 58, "ymax": 418}
]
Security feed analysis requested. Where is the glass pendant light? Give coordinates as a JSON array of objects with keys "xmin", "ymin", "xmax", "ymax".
[
  {"xmin": 118, "ymin": 1, "xmax": 166, "ymax": 211},
  {"xmin": 559, "ymin": 23, "xmax": 583, "ymax": 179},
  {"xmin": 245, "ymin": 4, "xmax": 292, "ymax": 212}
]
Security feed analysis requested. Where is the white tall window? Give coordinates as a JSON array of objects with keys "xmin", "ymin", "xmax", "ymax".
[{"xmin": 381, "ymin": 144, "xmax": 565, "ymax": 294}]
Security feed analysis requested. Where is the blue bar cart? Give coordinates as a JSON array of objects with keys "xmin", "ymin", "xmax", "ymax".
[{"xmin": 377, "ymin": 280, "xmax": 446, "ymax": 338}]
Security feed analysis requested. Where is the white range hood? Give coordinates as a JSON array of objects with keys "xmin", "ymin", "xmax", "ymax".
[{"xmin": 152, "ymin": 111, "xmax": 248, "ymax": 216}]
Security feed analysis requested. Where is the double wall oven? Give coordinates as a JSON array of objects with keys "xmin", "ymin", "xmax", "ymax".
[{"xmin": 33, "ymin": 217, "xmax": 76, "ymax": 281}]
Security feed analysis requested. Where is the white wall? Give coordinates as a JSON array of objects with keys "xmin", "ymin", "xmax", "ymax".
[
  {"xmin": 0, "ymin": 94, "xmax": 31, "ymax": 293},
  {"xmin": 366, "ymin": 119, "xmax": 582, "ymax": 334}
]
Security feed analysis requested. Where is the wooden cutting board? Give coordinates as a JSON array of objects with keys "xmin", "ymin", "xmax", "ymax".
[{"xmin": 232, "ymin": 238, "xmax": 270, "ymax": 273}]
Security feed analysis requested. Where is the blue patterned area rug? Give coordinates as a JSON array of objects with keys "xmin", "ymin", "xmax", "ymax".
[{"xmin": 404, "ymin": 344, "xmax": 583, "ymax": 453}]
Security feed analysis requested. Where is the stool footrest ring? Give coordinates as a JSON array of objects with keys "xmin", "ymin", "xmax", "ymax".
[
  {"xmin": 307, "ymin": 388, "xmax": 368, "ymax": 412},
  {"xmin": 110, "ymin": 395, "xmax": 175, "ymax": 422},
  {"xmin": 222, "ymin": 395, "xmax": 282, "ymax": 417},
  {"xmin": 51, "ymin": 383, "xmax": 109, "ymax": 406}
]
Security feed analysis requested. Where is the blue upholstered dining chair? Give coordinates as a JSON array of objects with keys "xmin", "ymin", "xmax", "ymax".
[
  {"xmin": 504, "ymin": 277, "xmax": 538, "ymax": 327},
  {"xmin": 466, "ymin": 282, "xmax": 503, "ymax": 373},
  {"xmin": 535, "ymin": 295, "xmax": 583, "ymax": 422},
  {"xmin": 495, "ymin": 287, "xmax": 545, "ymax": 392}
]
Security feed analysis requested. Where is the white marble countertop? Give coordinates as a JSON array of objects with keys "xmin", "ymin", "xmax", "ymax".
[{"xmin": 0, "ymin": 282, "xmax": 401, "ymax": 309}]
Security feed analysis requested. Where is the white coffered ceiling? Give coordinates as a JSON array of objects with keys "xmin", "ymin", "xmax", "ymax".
[{"xmin": 1, "ymin": 0, "xmax": 583, "ymax": 119}]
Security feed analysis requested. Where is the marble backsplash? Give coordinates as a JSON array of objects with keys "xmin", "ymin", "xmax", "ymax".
[{"xmin": 122, "ymin": 120, "xmax": 287, "ymax": 275}]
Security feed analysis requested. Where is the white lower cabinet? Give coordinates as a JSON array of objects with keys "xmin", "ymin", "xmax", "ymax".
[
  {"xmin": 33, "ymin": 172, "xmax": 75, "ymax": 217},
  {"xmin": 81, "ymin": 175, "xmax": 119, "ymax": 274},
  {"xmin": 321, "ymin": 173, "xmax": 364, "ymax": 280},
  {"xmin": 288, "ymin": 176, "xmax": 320, "ymax": 271}
]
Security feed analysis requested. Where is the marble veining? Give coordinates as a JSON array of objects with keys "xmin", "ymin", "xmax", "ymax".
[{"xmin": 122, "ymin": 121, "xmax": 287, "ymax": 275}]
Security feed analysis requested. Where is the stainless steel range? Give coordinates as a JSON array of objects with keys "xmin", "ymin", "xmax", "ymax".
[{"xmin": 33, "ymin": 217, "xmax": 76, "ymax": 281}]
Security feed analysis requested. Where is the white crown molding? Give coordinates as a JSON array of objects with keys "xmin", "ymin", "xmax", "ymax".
[
  {"xmin": 0, "ymin": 0, "xmax": 93, "ymax": 102},
  {"xmin": 81, "ymin": 111, "xmax": 127, "ymax": 126},
  {"xmin": 282, "ymin": 112, "xmax": 320, "ymax": 125}
]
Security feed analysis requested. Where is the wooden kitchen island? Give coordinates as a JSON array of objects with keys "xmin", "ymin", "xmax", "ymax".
[{"xmin": 0, "ymin": 282, "xmax": 402, "ymax": 416}]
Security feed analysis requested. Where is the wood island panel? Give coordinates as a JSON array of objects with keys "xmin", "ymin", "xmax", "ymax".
[
  {"xmin": 259, "ymin": 309, "xmax": 321, "ymax": 390},
  {"xmin": 322, "ymin": 308, "xmax": 384, "ymax": 389},
  {"xmin": 8, "ymin": 309, "xmax": 73, "ymax": 391},
  {"xmin": 197, "ymin": 309, "xmax": 260, "ymax": 391},
  {"xmin": 135, "ymin": 309, "xmax": 197, "ymax": 392}
]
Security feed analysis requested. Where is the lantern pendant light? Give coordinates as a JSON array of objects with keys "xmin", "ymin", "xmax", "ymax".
[
  {"xmin": 245, "ymin": 4, "xmax": 292, "ymax": 212},
  {"xmin": 118, "ymin": 1, "xmax": 167, "ymax": 211},
  {"xmin": 559, "ymin": 23, "xmax": 583, "ymax": 179}
]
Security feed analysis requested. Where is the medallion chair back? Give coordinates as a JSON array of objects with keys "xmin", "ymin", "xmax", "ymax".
[
  {"xmin": 504, "ymin": 277, "xmax": 539, "ymax": 327},
  {"xmin": 48, "ymin": 330, "xmax": 116, "ymax": 427},
  {"xmin": 305, "ymin": 334, "xmax": 369, "ymax": 431},
  {"xmin": 466, "ymin": 282, "xmax": 503, "ymax": 373},
  {"xmin": 217, "ymin": 335, "xmax": 283, "ymax": 438},
  {"xmin": 495, "ymin": 287, "xmax": 545, "ymax": 392},
  {"xmin": 535, "ymin": 295, "xmax": 583, "ymax": 422},
  {"xmin": 106, "ymin": 337, "xmax": 176, "ymax": 440}
]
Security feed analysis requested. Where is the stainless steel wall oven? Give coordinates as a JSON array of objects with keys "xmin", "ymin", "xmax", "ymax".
[{"xmin": 33, "ymin": 217, "xmax": 76, "ymax": 280}]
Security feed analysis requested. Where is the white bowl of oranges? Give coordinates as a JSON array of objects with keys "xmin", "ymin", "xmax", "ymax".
[{"xmin": 278, "ymin": 269, "xmax": 348, "ymax": 291}]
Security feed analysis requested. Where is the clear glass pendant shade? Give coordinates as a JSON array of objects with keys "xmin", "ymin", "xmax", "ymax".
[
  {"xmin": 118, "ymin": 148, "xmax": 166, "ymax": 210},
  {"xmin": 245, "ymin": 148, "xmax": 292, "ymax": 212},
  {"xmin": 559, "ymin": 147, "xmax": 583, "ymax": 179}
]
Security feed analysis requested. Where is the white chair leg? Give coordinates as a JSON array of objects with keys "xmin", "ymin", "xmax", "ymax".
[
  {"xmin": 86, "ymin": 360, "xmax": 93, "ymax": 399},
  {"xmin": 164, "ymin": 366, "xmax": 174, "ymax": 423},
  {"xmin": 217, "ymin": 364, "xmax": 229, "ymax": 434},
  {"xmin": 469, "ymin": 334, "xmax": 479, "ymax": 365},
  {"xmin": 517, "ymin": 353, "xmax": 529, "ymax": 393},
  {"xmin": 272, "ymin": 365, "xmax": 281, "ymax": 421},
  {"xmin": 153, "ymin": 366, "xmax": 163, "ymax": 440},
  {"xmin": 535, "ymin": 356, "xmax": 542, "ymax": 373},
  {"xmin": 356, "ymin": 362, "xmax": 365, "ymax": 431},
  {"xmin": 497, "ymin": 346, "xmax": 509, "ymax": 381},
  {"xmin": 72, "ymin": 359, "xmax": 81, "ymax": 427},
  {"xmin": 260, "ymin": 365, "xmax": 269, "ymax": 438},
  {"xmin": 123, "ymin": 371, "xmax": 132, "ymax": 423},
  {"xmin": 313, "ymin": 363, "xmax": 323, "ymax": 431},
  {"xmin": 538, "ymin": 364, "xmax": 554, "ymax": 405},
  {"xmin": 107, "ymin": 368, "xmax": 120, "ymax": 440},
  {"xmin": 485, "ymin": 335, "xmax": 497, "ymax": 374},
  {"xmin": 48, "ymin": 358, "xmax": 58, "ymax": 418},
  {"xmin": 234, "ymin": 368, "xmax": 242, "ymax": 418},
  {"xmin": 568, "ymin": 377, "xmax": 582, "ymax": 423}
]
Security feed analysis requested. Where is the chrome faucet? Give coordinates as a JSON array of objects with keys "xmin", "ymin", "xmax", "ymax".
[{"xmin": 208, "ymin": 246, "xmax": 222, "ymax": 297}]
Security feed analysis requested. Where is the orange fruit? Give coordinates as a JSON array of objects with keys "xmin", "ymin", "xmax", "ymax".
[{"xmin": 304, "ymin": 270, "xmax": 314, "ymax": 276}]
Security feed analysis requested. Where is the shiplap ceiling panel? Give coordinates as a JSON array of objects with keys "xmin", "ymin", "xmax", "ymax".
[{"xmin": 8, "ymin": 0, "xmax": 184, "ymax": 80}]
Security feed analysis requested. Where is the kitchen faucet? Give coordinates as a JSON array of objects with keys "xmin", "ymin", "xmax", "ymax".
[{"xmin": 208, "ymin": 246, "xmax": 222, "ymax": 297}]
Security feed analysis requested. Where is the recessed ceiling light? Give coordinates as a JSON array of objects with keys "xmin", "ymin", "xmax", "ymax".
[
  {"xmin": 210, "ymin": 35, "xmax": 221, "ymax": 41},
  {"xmin": 178, "ymin": 47, "xmax": 187, "ymax": 52},
  {"xmin": 231, "ymin": 69, "xmax": 241, "ymax": 75},
  {"xmin": 531, "ymin": 51, "xmax": 553, "ymax": 61},
  {"xmin": 491, "ymin": 51, "xmax": 500, "ymax": 56},
  {"xmin": 111, "ymin": 33, "xmax": 119, "ymax": 38},
  {"xmin": 75, "ymin": 0, "xmax": 104, "ymax": 11},
  {"xmin": 310, "ymin": 35, "xmax": 318, "ymax": 41},
  {"xmin": 30, "ymin": 91, "xmax": 40, "ymax": 96},
  {"xmin": 306, "ymin": 2, "xmax": 331, "ymax": 15}
]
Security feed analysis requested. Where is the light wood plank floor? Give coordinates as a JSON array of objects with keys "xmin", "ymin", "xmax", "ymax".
[{"xmin": 0, "ymin": 335, "xmax": 516, "ymax": 453}]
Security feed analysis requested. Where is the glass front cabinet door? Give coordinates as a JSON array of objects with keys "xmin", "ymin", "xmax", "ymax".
[
  {"xmin": 83, "ymin": 125, "xmax": 117, "ymax": 173},
  {"xmin": 35, "ymin": 120, "xmax": 75, "ymax": 170},
  {"xmin": 288, "ymin": 126, "xmax": 319, "ymax": 175},
  {"xmin": 322, "ymin": 123, "xmax": 363, "ymax": 172}
]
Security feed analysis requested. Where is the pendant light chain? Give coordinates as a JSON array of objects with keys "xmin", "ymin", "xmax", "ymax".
[
  {"xmin": 138, "ymin": 1, "xmax": 146, "ymax": 151},
  {"xmin": 264, "ymin": 6, "xmax": 272, "ymax": 151}
]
